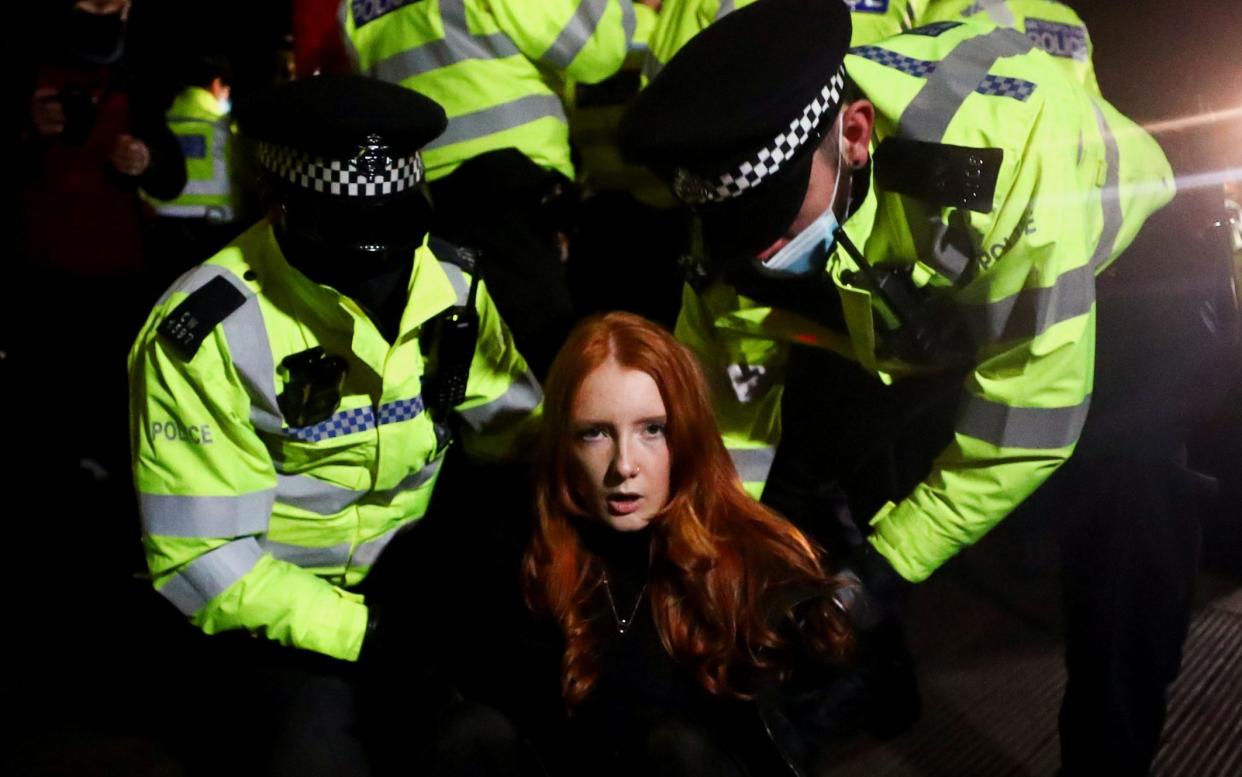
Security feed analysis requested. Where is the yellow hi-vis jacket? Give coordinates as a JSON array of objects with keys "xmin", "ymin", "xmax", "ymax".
[
  {"xmin": 920, "ymin": 0, "xmax": 1102, "ymax": 94},
  {"xmin": 644, "ymin": 0, "xmax": 931, "ymax": 82},
  {"xmin": 567, "ymin": 2, "xmax": 670, "ymax": 202},
  {"xmin": 143, "ymin": 86, "xmax": 237, "ymax": 222},
  {"xmin": 676, "ymin": 19, "xmax": 1175, "ymax": 583},
  {"xmin": 341, "ymin": 0, "xmax": 637, "ymax": 182},
  {"xmin": 129, "ymin": 222, "xmax": 542, "ymax": 661}
]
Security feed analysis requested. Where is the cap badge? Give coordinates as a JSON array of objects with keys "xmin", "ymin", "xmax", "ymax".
[
  {"xmin": 673, "ymin": 168, "xmax": 713, "ymax": 206},
  {"xmin": 354, "ymin": 134, "xmax": 393, "ymax": 179}
]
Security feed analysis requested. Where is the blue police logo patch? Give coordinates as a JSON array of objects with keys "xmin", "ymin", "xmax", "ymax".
[
  {"xmin": 906, "ymin": 21, "xmax": 963, "ymax": 37},
  {"xmin": 178, "ymin": 135, "xmax": 207, "ymax": 159},
  {"xmin": 845, "ymin": 0, "xmax": 890, "ymax": 14},
  {"xmin": 1025, "ymin": 18, "xmax": 1089, "ymax": 62},
  {"xmin": 352, "ymin": 0, "xmax": 426, "ymax": 28}
]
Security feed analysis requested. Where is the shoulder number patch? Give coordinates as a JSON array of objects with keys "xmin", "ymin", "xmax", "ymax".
[{"xmin": 157, "ymin": 275, "xmax": 247, "ymax": 360}]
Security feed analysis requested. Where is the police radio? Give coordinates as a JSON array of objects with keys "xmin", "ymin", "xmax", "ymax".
[
  {"xmin": 424, "ymin": 267, "xmax": 481, "ymax": 421},
  {"xmin": 835, "ymin": 230, "xmax": 975, "ymax": 368}
]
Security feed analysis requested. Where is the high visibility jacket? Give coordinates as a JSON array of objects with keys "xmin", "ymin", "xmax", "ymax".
[
  {"xmin": 143, "ymin": 86, "xmax": 236, "ymax": 222},
  {"xmin": 568, "ymin": 3, "xmax": 671, "ymax": 202},
  {"xmin": 129, "ymin": 222, "xmax": 542, "ymax": 661},
  {"xmin": 920, "ymin": 0, "xmax": 1101, "ymax": 93},
  {"xmin": 676, "ymin": 20, "xmax": 1175, "ymax": 582},
  {"xmin": 644, "ymin": 0, "xmax": 931, "ymax": 82},
  {"xmin": 341, "ymin": 0, "xmax": 637, "ymax": 182}
]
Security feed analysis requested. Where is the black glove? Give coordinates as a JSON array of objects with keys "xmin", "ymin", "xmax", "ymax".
[
  {"xmin": 843, "ymin": 544, "xmax": 922, "ymax": 738},
  {"xmin": 840, "ymin": 543, "xmax": 910, "ymax": 632}
]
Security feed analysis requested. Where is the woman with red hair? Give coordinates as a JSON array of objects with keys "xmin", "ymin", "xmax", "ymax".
[{"xmin": 522, "ymin": 311, "xmax": 860, "ymax": 776}]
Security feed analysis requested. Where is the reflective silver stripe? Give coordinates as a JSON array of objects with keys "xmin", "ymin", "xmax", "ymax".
[
  {"xmin": 620, "ymin": 0, "xmax": 637, "ymax": 51},
  {"xmin": 956, "ymin": 394, "xmax": 1091, "ymax": 449},
  {"xmin": 425, "ymin": 94, "xmax": 567, "ymax": 149},
  {"xmin": 167, "ymin": 267, "xmax": 279, "ymax": 433},
  {"xmin": 276, "ymin": 473, "xmax": 366, "ymax": 514},
  {"xmin": 542, "ymin": 0, "xmax": 614, "ymax": 69},
  {"xmin": 217, "ymin": 275, "xmax": 284, "ymax": 435},
  {"xmin": 456, "ymin": 369, "xmax": 543, "ymax": 432},
  {"xmin": 261, "ymin": 538, "xmax": 352, "ymax": 568},
  {"xmin": 1089, "ymin": 101, "xmax": 1123, "ymax": 272},
  {"xmin": 897, "ymin": 28, "xmax": 1034, "ymax": 142},
  {"xmin": 729, "ymin": 446, "xmax": 775, "ymax": 484},
  {"xmin": 154, "ymin": 203, "xmax": 212, "ymax": 218},
  {"xmin": 352, "ymin": 525, "xmax": 405, "ymax": 567},
  {"xmin": 965, "ymin": 263, "xmax": 1095, "ymax": 344},
  {"xmin": 369, "ymin": 0, "xmax": 520, "ymax": 83},
  {"xmin": 182, "ymin": 177, "xmax": 230, "ymax": 196},
  {"xmin": 643, "ymin": 52, "xmax": 663, "ymax": 81},
  {"xmin": 438, "ymin": 261, "xmax": 470, "ymax": 305},
  {"xmin": 973, "ymin": 0, "xmax": 1016, "ymax": 26},
  {"xmin": 275, "ymin": 456, "xmax": 443, "ymax": 515},
  {"xmin": 372, "ymin": 33, "xmax": 521, "ymax": 82},
  {"xmin": 927, "ymin": 220, "xmax": 974, "ymax": 283},
  {"xmin": 715, "ymin": 0, "xmax": 737, "ymax": 21},
  {"xmin": 141, "ymin": 490, "xmax": 275, "ymax": 537},
  {"xmin": 158, "ymin": 538, "xmax": 264, "ymax": 615}
]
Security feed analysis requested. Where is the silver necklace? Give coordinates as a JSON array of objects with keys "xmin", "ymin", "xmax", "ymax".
[{"xmin": 600, "ymin": 572, "xmax": 648, "ymax": 635}]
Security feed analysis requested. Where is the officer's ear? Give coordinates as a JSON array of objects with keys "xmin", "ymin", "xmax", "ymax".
[{"xmin": 840, "ymin": 100, "xmax": 875, "ymax": 170}]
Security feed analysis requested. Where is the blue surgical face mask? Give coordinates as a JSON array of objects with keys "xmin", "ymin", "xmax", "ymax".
[{"xmin": 758, "ymin": 118, "xmax": 849, "ymax": 279}]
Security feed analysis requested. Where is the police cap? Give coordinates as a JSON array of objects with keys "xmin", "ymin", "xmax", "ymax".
[
  {"xmin": 619, "ymin": 0, "xmax": 852, "ymax": 261},
  {"xmin": 234, "ymin": 74, "xmax": 447, "ymax": 200}
]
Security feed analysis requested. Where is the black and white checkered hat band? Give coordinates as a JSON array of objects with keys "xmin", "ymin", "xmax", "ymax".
[
  {"xmin": 255, "ymin": 141, "xmax": 424, "ymax": 198},
  {"xmin": 673, "ymin": 65, "xmax": 847, "ymax": 206}
]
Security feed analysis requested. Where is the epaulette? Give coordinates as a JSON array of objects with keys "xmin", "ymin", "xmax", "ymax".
[
  {"xmin": 874, "ymin": 137, "xmax": 1003, "ymax": 214},
  {"xmin": 156, "ymin": 275, "xmax": 247, "ymax": 360},
  {"xmin": 427, "ymin": 236, "xmax": 480, "ymax": 275}
]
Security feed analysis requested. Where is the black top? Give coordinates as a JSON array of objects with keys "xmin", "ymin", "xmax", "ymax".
[{"xmin": 569, "ymin": 525, "xmax": 785, "ymax": 774}]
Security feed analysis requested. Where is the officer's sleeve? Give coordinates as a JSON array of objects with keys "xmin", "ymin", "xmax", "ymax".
[
  {"xmin": 130, "ymin": 301, "xmax": 368, "ymax": 661},
  {"xmin": 489, "ymin": 0, "xmax": 635, "ymax": 84},
  {"xmin": 867, "ymin": 87, "xmax": 1175, "ymax": 583},
  {"xmin": 452, "ymin": 277, "xmax": 543, "ymax": 461},
  {"xmin": 675, "ymin": 283, "xmax": 785, "ymax": 499}
]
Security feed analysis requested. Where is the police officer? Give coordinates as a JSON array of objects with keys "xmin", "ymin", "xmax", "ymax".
[
  {"xmin": 143, "ymin": 55, "xmax": 246, "ymax": 289},
  {"xmin": 620, "ymin": 0, "xmax": 1178, "ymax": 762},
  {"xmin": 129, "ymin": 75, "xmax": 542, "ymax": 776},
  {"xmin": 304, "ymin": 0, "xmax": 639, "ymax": 377}
]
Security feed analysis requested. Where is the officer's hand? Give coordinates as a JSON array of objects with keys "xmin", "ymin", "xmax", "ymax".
[
  {"xmin": 111, "ymin": 134, "xmax": 151, "ymax": 177},
  {"xmin": 30, "ymin": 89, "xmax": 65, "ymax": 137},
  {"xmin": 841, "ymin": 545, "xmax": 910, "ymax": 632}
]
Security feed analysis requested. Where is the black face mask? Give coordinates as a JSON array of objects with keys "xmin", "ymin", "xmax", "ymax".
[
  {"xmin": 63, "ymin": 8, "xmax": 127, "ymax": 66},
  {"xmin": 273, "ymin": 187, "xmax": 434, "ymax": 297}
]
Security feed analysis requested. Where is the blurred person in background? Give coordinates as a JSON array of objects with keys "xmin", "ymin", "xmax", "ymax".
[
  {"xmin": 143, "ymin": 54, "xmax": 249, "ymax": 292},
  {"xmin": 13, "ymin": 0, "xmax": 185, "ymax": 481}
]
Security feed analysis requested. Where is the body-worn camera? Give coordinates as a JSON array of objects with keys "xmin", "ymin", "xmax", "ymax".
[{"xmin": 278, "ymin": 347, "xmax": 349, "ymax": 428}]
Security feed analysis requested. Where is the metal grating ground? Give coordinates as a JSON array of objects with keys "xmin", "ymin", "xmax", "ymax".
[{"xmin": 819, "ymin": 577, "xmax": 1242, "ymax": 777}]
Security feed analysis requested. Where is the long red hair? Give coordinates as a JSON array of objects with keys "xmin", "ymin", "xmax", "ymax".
[{"xmin": 522, "ymin": 312, "xmax": 852, "ymax": 709}]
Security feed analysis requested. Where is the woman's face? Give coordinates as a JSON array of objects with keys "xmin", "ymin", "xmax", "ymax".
[{"xmin": 569, "ymin": 358, "xmax": 671, "ymax": 532}]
